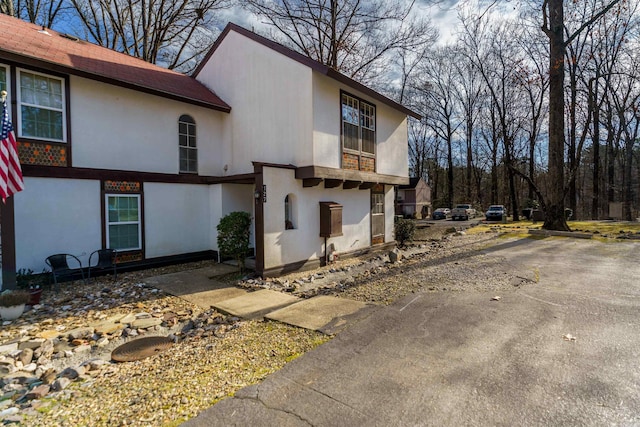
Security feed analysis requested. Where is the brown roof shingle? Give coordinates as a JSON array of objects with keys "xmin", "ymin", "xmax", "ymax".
[{"xmin": 0, "ymin": 14, "xmax": 230, "ymax": 112}]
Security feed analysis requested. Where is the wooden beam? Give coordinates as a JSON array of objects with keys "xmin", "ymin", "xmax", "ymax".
[
  {"xmin": 343, "ymin": 180, "xmax": 362, "ymax": 189},
  {"xmin": 359, "ymin": 182, "xmax": 375, "ymax": 190},
  {"xmin": 324, "ymin": 179, "xmax": 343, "ymax": 188},
  {"xmin": 303, "ymin": 178, "xmax": 323, "ymax": 187},
  {"xmin": 295, "ymin": 165, "xmax": 409, "ymax": 186}
]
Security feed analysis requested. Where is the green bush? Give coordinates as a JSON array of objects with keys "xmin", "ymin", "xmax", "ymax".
[
  {"xmin": 394, "ymin": 218, "xmax": 416, "ymax": 247},
  {"xmin": 217, "ymin": 211, "xmax": 252, "ymax": 272}
]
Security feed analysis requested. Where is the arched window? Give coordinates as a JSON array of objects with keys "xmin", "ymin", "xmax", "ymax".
[
  {"xmin": 285, "ymin": 194, "xmax": 296, "ymax": 229},
  {"xmin": 179, "ymin": 114, "xmax": 197, "ymax": 173}
]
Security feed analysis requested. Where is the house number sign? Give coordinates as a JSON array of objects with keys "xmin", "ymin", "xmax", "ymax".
[{"xmin": 262, "ymin": 185, "xmax": 267, "ymax": 203}]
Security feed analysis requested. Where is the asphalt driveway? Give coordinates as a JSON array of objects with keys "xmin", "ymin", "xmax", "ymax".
[{"xmin": 184, "ymin": 237, "xmax": 640, "ymax": 426}]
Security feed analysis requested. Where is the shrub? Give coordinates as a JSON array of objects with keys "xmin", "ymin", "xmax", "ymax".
[
  {"xmin": 394, "ymin": 218, "xmax": 416, "ymax": 247},
  {"xmin": 0, "ymin": 290, "xmax": 30, "ymax": 307},
  {"xmin": 217, "ymin": 211, "xmax": 252, "ymax": 272}
]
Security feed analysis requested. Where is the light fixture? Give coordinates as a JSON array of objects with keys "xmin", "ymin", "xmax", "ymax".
[{"xmin": 254, "ymin": 191, "xmax": 261, "ymax": 199}]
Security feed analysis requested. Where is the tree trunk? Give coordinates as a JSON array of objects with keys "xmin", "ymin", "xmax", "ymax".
[
  {"xmin": 543, "ymin": 0, "xmax": 570, "ymax": 231},
  {"xmin": 590, "ymin": 79, "xmax": 601, "ymax": 219}
]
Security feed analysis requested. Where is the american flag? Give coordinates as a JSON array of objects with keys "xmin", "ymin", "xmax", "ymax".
[{"xmin": 0, "ymin": 98, "xmax": 24, "ymax": 202}]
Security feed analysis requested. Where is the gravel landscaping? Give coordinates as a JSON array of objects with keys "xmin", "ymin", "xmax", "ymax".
[{"xmin": 0, "ymin": 225, "xmax": 533, "ymax": 426}]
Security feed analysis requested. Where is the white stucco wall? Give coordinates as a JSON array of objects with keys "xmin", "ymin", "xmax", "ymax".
[
  {"xmin": 70, "ymin": 76, "xmax": 227, "ymax": 175},
  {"xmin": 196, "ymin": 31, "xmax": 314, "ymax": 174},
  {"xmin": 385, "ymin": 185, "xmax": 395, "ymax": 243},
  {"xmin": 14, "ymin": 177, "xmax": 102, "ymax": 273},
  {"xmin": 262, "ymin": 166, "xmax": 372, "ymax": 270},
  {"xmin": 312, "ymin": 74, "xmax": 409, "ymax": 177},
  {"xmin": 208, "ymin": 184, "xmax": 256, "ymax": 255},
  {"xmin": 143, "ymin": 183, "xmax": 212, "ymax": 258}
]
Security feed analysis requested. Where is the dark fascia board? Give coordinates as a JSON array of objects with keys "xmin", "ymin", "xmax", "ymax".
[
  {"xmin": 23, "ymin": 164, "xmax": 254, "ymax": 185},
  {"xmin": 194, "ymin": 23, "xmax": 421, "ymax": 120},
  {"xmin": 0, "ymin": 49, "xmax": 231, "ymax": 113}
]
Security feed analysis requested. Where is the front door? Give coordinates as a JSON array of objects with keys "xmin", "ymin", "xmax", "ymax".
[{"xmin": 371, "ymin": 184, "xmax": 385, "ymax": 245}]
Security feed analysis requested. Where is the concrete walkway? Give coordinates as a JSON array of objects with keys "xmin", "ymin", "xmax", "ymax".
[
  {"xmin": 183, "ymin": 238, "xmax": 640, "ymax": 427},
  {"xmin": 144, "ymin": 265, "xmax": 376, "ymax": 334}
]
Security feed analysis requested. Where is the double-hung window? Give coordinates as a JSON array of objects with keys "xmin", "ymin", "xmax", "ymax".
[
  {"xmin": 106, "ymin": 195, "xmax": 142, "ymax": 251},
  {"xmin": 17, "ymin": 69, "xmax": 66, "ymax": 142},
  {"xmin": 341, "ymin": 92, "xmax": 376, "ymax": 171},
  {"xmin": 0, "ymin": 65, "xmax": 8, "ymax": 98},
  {"xmin": 179, "ymin": 114, "xmax": 197, "ymax": 173}
]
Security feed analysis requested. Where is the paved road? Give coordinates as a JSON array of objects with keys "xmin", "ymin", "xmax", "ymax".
[{"xmin": 184, "ymin": 237, "xmax": 640, "ymax": 427}]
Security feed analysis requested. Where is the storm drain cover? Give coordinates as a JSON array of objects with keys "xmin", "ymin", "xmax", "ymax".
[{"xmin": 111, "ymin": 336, "xmax": 174, "ymax": 362}]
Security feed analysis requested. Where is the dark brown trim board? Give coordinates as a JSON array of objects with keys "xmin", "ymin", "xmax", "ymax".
[{"xmin": 296, "ymin": 165, "xmax": 408, "ymax": 186}]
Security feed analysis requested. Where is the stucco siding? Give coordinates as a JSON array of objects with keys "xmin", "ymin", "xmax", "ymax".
[
  {"xmin": 70, "ymin": 76, "xmax": 227, "ymax": 175},
  {"xmin": 196, "ymin": 31, "xmax": 314, "ymax": 174},
  {"xmin": 262, "ymin": 167, "xmax": 371, "ymax": 270},
  {"xmin": 14, "ymin": 177, "xmax": 101, "ymax": 273},
  {"xmin": 311, "ymin": 73, "xmax": 409, "ymax": 177},
  {"xmin": 143, "ymin": 183, "xmax": 211, "ymax": 258}
]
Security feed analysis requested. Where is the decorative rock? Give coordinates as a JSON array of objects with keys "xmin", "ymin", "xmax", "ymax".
[
  {"xmin": 82, "ymin": 359, "xmax": 109, "ymax": 371},
  {"xmin": 26, "ymin": 384, "xmax": 50, "ymax": 400},
  {"xmin": 51, "ymin": 377, "xmax": 71, "ymax": 391},
  {"xmin": 73, "ymin": 344, "xmax": 92, "ymax": 354},
  {"xmin": 18, "ymin": 339, "xmax": 45, "ymax": 351},
  {"xmin": 40, "ymin": 368, "xmax": 58, "ymax": 385},
  {"xmin": 0, "ymin": 342, "xmax": 19, "ymax": 354},
  {"xmin": 67, "ymin": 327, "xmax": 94, "ymax": 340},
  {"xmin": 131, "ymin": 318, "xmax": 162, "ymax": 329},
  {"xmin": 96, "ymin": 337, "xmax": 109, "ymax": 347},
  {"xmin": 36, "ymin": 330, "xmax": 60, "ymax": 340},
  {"xmin": 60, "ymin": 366, "xmax": 84, "ymax": 379},
  {"xmin": 18, "ymin": 348, "xmax": 33, "ymax": 366},
  {"xmin": 119, "ymin": 313, "xmax": 136, "ymax": 324},
  {"xmin": 37, "ymin": 339, "xmax": 55, "ymax": 359},
  {"xmin": 92, "ymin": 321, "xmax": 124, "ymax": 336},
  {"xmin": 21, "ymin": 363, "xmax": 37, "ymax": 373},
  {"xmin": 0, "ymin": 407, "xmax": 19, "ymax": 417}
]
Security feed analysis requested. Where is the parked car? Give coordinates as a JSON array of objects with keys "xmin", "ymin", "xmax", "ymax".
[
  {"xmin": 451, "ymin": 204, "xmax": 476, "ymax": 221},
  {"xmin": 432, "ymin": 208, "xmax": 451, "ymax": 220},
  {"xmin": 485, "ymin": 205, "xmax": 506, "ymax": 221}
]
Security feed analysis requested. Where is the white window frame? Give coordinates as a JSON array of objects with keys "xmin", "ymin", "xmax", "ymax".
[
  {"xmin": 341, "ymin": 91, "xmax": 376, "ymax": 161},
  {"xmin": 284, "ymin": 193, "xmax": 296, "ymax": 230},
  {"xmin": 178, "ymin": 114, "xmax": 197, "ymax": 173},
  {"xmin": 16, "ymin": 68, "xmax": 67, "ymax": 142},
  {"xmin": 0, "ymin": 64, "xmax": 10, "ymax": 115},
  {"xmin": 105, "ymin": 194, "xmax": 142, "ymax": 251}
]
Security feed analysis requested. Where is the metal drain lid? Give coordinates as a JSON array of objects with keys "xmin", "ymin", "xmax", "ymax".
[{"xmin": 111, "ymin": 336, "xmax": 174, "ymax": 362}]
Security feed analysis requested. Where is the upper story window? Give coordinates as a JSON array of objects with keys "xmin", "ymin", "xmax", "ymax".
[
  {"xmin": 341, "ymin": 92, "xmax": 376, "ymax": 172},
  {"xmin": 179, "ymin": 114, "xmax": 197, "ymax": 173},
  {"xmin": 0, "ymin": 65, "xmax": 8, "ymax": 98},
  {"xmin": 17, "ymin": 69, "xmax": 66, "ymax": 142}
]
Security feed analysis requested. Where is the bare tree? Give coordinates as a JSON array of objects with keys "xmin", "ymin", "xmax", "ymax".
[
  {"xmin": 1, "ymin": 0, "xmax": 68, "ymax": 27},
  {"xmin": 541, "ymin": 0, "xmax": 625, "ymax": 230},
  {"xmin": 69, "ymin": 0, "xmax": 232, "ymax": 72},
  {"xmin": 238, "ymin": 0, "xmax": 437, "ymax": 88}
]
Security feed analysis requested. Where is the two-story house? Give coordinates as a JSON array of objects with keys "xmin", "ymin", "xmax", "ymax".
[{"xmin": 0, "ymin": 15, "xmax": 419, "ymax": 283}]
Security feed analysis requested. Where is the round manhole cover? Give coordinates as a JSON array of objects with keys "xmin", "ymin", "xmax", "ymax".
[{"xmin": 111, "ymin": 336, "xmax": 174, "ymax": 362}]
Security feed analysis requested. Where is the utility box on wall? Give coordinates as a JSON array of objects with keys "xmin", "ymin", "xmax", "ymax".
[{"xmin": 319, "ymin": 202, "xmax": 343, "ymax": 237}]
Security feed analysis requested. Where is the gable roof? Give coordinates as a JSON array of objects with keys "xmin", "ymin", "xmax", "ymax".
[
  {"xmin": 0, "ymin": 14, "xmax": 230, "ymax": 112},
  {"xmin": 399, "ymin": 177, "xmax": 426, "ymax": 189},
  {"xmin": 194, "ymin": 23, "xmax": 421, "ymax": 119}
]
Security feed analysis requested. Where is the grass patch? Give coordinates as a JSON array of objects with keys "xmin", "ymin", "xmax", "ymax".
[{"xmin": 468, "ymin": 219, "xmax": 640, "ymax": 241}]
